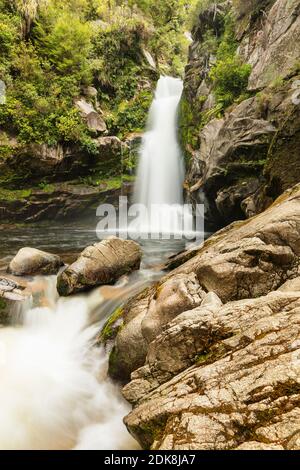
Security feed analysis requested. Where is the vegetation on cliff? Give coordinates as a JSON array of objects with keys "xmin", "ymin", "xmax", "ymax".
[
  {"xmin": 0, "ymin": 0, "xmax": 190, "ymax": 149},
  {"xmin": 180, "ymin": 0, "xmax": 300, "ymax": 228}
]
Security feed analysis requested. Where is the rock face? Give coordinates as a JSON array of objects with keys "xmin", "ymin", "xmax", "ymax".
[
  {"xmin": 1, "ymin": 137, "xmax": 123, "ymax": 184},
  {"xmin": 110, "ymin": 273, "xmax": 206, "ymax": 381},
  {"xmin": 239, "ymin": 0, "xmax": 300, "ymax": 91},
  {"xmin": 0, "ymin": 181, "xmax": 127, "ymax": 223},
  {"xmin": 107, "ymin": 185, "xmax": 300, "ymax": 449},
  {"xmin": 0, "ymin": 132, "xmax": 129, "ymax": 222},
  {"xmin": 8, "ymin": 248, "xmax": 63, "ymax": 276},
  {"xmin": 57, "ymin": 237, "xmax": 142, "ymax": 296},
  {"xmin": 125, "ymin": 289, "xmax": 300, "ymax": 450},
  {"xmin": 180, "ymin": 0, "xmax": 300, "ymax": 227},
  {"xmin": 0, "ymin": 276, "xmax": 31, "ymax": 324}
]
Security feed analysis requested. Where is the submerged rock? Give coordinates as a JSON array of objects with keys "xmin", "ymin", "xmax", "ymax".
[
  {"xmin": 8, "ymin": 248, "xmax": 63, "ymax": 276},
  {"xmin": 57, "ymin": 237, "xmax": 142, "ymax": 296}
]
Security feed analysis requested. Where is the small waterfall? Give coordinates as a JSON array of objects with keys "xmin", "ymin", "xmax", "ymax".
[{"xmin": 133, "ymin": 76, "xmax": 192, "ymax": 236}]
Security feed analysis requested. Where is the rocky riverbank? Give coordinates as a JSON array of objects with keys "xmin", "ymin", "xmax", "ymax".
[{"xmin": 102, "ymin": 184, "xmax": 300, "ymax": 449}]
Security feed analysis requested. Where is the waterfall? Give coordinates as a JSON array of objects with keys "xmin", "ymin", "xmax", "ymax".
[{"xmin": 133, "ymin": 76, "xmax": 191, "ymax": 236}]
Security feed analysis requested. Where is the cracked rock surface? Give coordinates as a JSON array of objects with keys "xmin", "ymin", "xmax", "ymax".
[
  {"xmin": 111, "ymin": 185, "xmax": 300, "ymax": 449},
  {"xmin": 57, "ymin": 237, "xmax": 142, "ymax": 296}
]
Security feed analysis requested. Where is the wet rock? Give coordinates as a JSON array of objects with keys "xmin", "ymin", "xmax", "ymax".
[
  {"xmin": 0, "ymin": 135, "xmax": 123, "ymax": 187},
  {"xmin": 0, "ymin": 276, "xmax": 31, "ymax": 324},
  {"xmin": 57, "ymin": 237, "xmax": 142, "ymax": 296},
  {"xmin": 0, "ymin": 182, "xmax": 124, "ymax": 223},
  {"xmin": 94, "ymin": 136, "xmax": 123, "ymax": 177},
  {"xmin": 8, "ymin": 248, "xmax": 63, "ymax": 276},
  {"xmin": 123, "ymin": 132, "xmax": 143, "ymax": 175}
]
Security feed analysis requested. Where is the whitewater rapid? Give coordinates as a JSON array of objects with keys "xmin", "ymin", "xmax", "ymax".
[{"xmin": 0, "ymin": 276, "xmax": 139, "ymax": 450}]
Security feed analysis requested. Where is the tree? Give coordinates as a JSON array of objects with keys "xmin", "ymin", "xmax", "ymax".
[{"xmin": 34, "ymin": 10, "xmax": 92, "ymax": 83}]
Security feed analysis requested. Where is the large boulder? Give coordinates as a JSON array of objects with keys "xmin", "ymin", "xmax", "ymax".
[
  {"xmin": 57, "ymin": 237, "xmax": 142, "ymax": 296},
  {"xmin": 105, "ymin": 185, "xmax": 300, "ymax": 449},
  {"xmin": 110, "ymin": 185, "xmax": 300, "ymax": 383},
  {"xmin": 110, "ymin": 273, "xmax": 206, "ymax": 381},
  {"xmin": 124, "ymin": 289, "xmax": 300, "ymax": 450},
  {"xmin": 8, "ymin": 248, "xmax": 63, "ymax": 276},
  {"xmin": 0, "ymin": 276, "xmax": 31, "ymax": 324}
]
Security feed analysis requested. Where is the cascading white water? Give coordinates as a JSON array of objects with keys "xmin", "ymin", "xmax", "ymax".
[
  {"xmin": 0, "ymin": 275, "xmax": 147, "ymax": 450},
  {"xmin": 133, "ymin": 76, "xmax": 192, "ymax": 236}
]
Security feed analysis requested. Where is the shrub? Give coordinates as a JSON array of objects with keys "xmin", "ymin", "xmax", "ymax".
[
  {"xmin": 210, "ymin": 57, "xmax": 251, "ymax": 108},
  {"xmin": 209, "ymin": 13, "xmax": 251, "ymax": 109},
  {"xmin": 112, "ymin": 90, "xmax": 153, "ymax": 138},
  {"xmin": 0, "ymin": 12, "xmax": 19, "ymax": 63},
  {"xmin": 33, "ymin": 10, "xmax": 92, "ymax": 83}
]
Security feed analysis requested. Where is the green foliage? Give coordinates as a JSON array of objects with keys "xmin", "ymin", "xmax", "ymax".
[
  {"xmin": 210, "ymin": 58, "xmax": 251, "ymax": 108},
  {"xmin": 209, "ymin": 14, "xmax": 251, "ymax": 109},
  {"xmin": 38, "ymin": 182, "xmax": 55, "ymax": 192},
  {"xmin": 0, "ymin": 11, "xmax": 19, "ymax": 76},
  {"xmin": 111, "ymin": 90, "xmax": 153, "ymax": 139},
  {"xmin": 33, "ymin": 9, "xmax": 92, "ymax": 82},
  {"xmin": 0, "ymin": 188, "xmax": 32, "ymax": 201},
  {"xmin": 0, "ymin": 0, "xmax": 188, "ymax": 153},
  {"xmin": 55, "ymin": 109, "xmax": 86, "ymax": 142}
]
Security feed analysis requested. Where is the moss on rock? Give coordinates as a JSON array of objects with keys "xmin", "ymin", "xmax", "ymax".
[{"xmin": 100, "ymin": 306, "xmax": 124, "ymax": 344}]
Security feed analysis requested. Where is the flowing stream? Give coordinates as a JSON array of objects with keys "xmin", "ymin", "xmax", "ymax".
[
  {"xmin": 0, "ymin": 76, "xmax": 194, "ymax": 450},
  {"xmin": 0, "ymin": 240, "xmax": 187, "ymax": 450}
]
